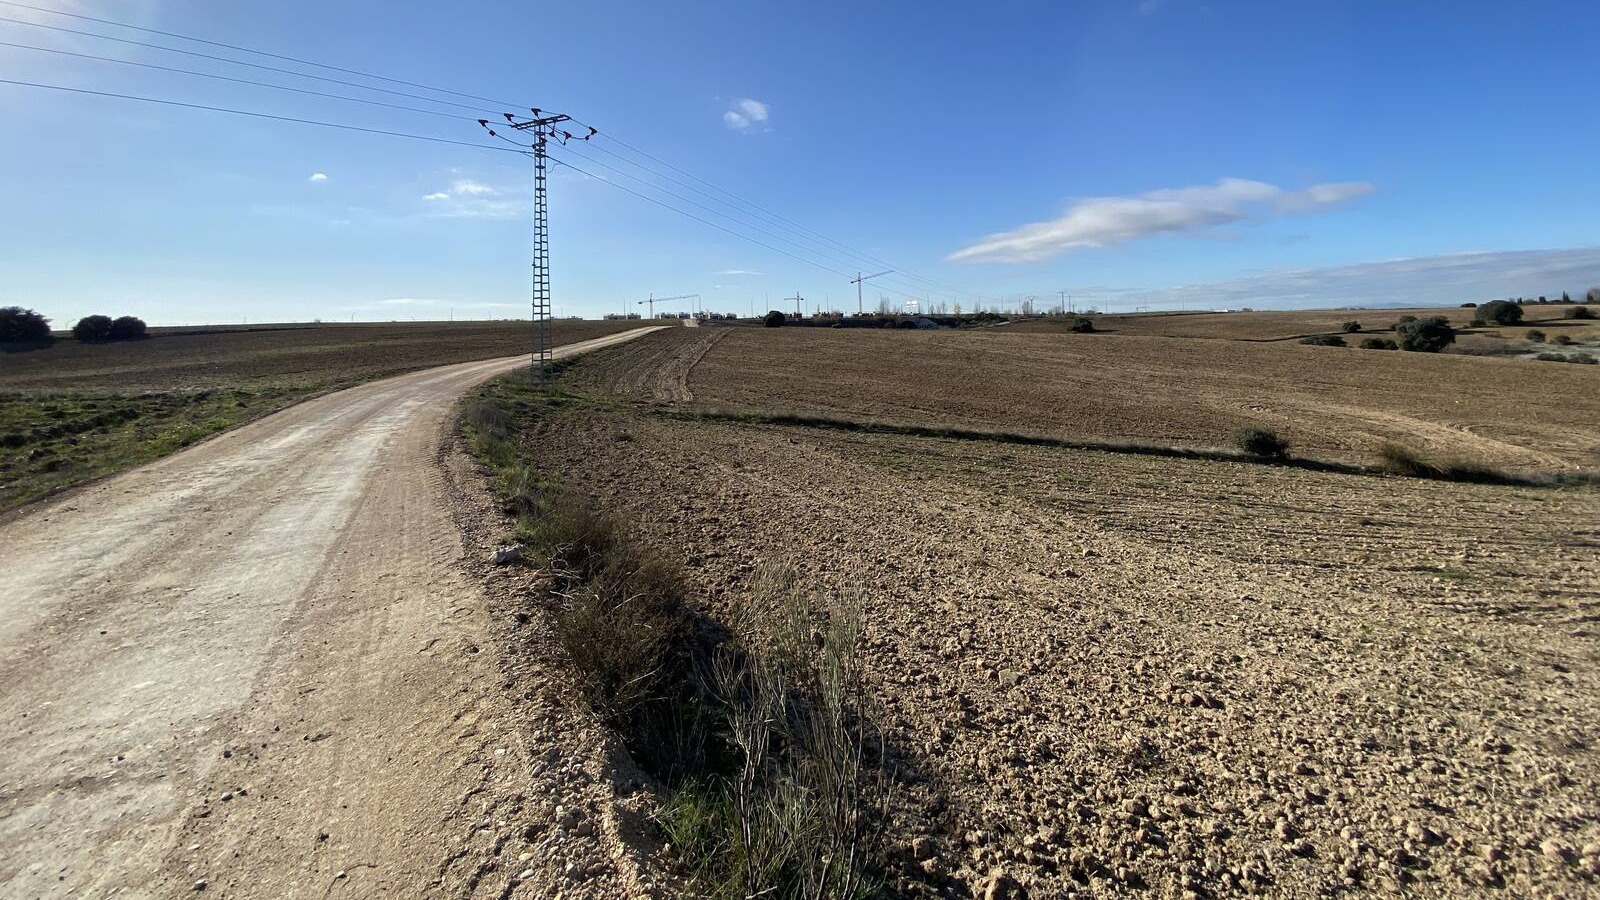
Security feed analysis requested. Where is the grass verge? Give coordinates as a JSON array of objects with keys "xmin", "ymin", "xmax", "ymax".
[
  {"xmin": 0, "ymin": 387, "xmax": 304, "ymax": 511},
  {"xmin": 461, "ymin": 376, "xmax": 888, "ymax": 899}
]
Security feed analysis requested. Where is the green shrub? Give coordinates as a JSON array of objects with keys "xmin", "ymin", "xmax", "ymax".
[
  {"xmin": 1360, "ymin": 337, "xmax": 1398, "ymax": 350},
  {"xmin": 72, "ymin": 315, "xmax": 114, "ymax": 343},
  {"xmin": 0, "ymin": 306, "xmax": 51, "ymax": 343},
  {"xmin": 1473, "ymin": 299, "xmax": 1523, "ymax": 326},
  {"xmin": 1525, "ymin": 329, "xmax": 1546, "ymax": 343},
  {"xmin": 1341, "ymin": 320, "xmax": 1361, "ymax": 333},
  {"xmin": 1552, "ymin": 334, "xmax": 1573, "ymax": 346},
  {"xmin": 1068, "ymin": 316, "xmax": 1095, "ymax": 333},
  {"xmin": 1396, "ymin": 316, "xmax": 1456, "ymax": 352},
  {"xmin": 1233, "ymin": 426, "xmax": 1289, "ymax": 458},
  {"xmin": 1566, "ymin": 306, "xmax": 1596, "ymax": 320},
  {"xmin": 1300, "ymin": 333, "xmax": 1346, "ymax": 347},
  {"xmin": 763, "ymin": 310, "xmax": 787, "ymax": 327}
]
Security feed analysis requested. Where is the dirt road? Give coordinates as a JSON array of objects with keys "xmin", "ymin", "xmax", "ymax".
[{"xmin": 0, "ymin": 328, "xmax": 661, "ymax": 899}]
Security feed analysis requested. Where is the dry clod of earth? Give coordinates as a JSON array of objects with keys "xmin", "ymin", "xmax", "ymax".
[{"xmin": 502, "ymin": 324, "xmax": 1600, "ymax": 898}]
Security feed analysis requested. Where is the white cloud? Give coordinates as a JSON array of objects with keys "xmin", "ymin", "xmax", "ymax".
[
  {"xmin": 1084, "ymin": 246, "xmax": 1600, "ymax": 311},
  {"xmin": 419, "ymin": 178, "xmax": 519, "ymax": 218},
  {"xmin": 947, "ymin": 177, "xmax": 1375, "ymax": 264},
  {"xmin": 723, "ymin": 98, "xmax": 770, "ymax": 131},
  {"xmin": 714, "ymin": 269, "xmax": 765, "ymax": 276},
  {"xmin": 308, "ymin": 172, "xmax": 328, "ymax": 183},
  {"xmin": 450, "ymin": 179, "xmax": 496, "ymax": 196}
]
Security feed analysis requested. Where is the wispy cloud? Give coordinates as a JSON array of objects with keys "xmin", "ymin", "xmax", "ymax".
[
  {"xmin": 1090, "ymin": 246, "xmax": 1600, "ymax": 310},
  {"xmin": 723, "ymin": 98, "xmax": 770, "ymax": 132},
  {"xmin": 948, "ymin": 178, "xmax": 1375, "ymax": 264},
  {"xmin": 714, "ymin": 269, "xmax": 765, "ymax": 276},
  {"xmin": 308, "ymin": 172, "xmax": 328, "ymax": 183},
  {"xmin": 450, "ymin": 179, "xmax": 496, "ymax": 196},
  {"xmin": 419, "ymin": 177, "xmax": 519, "ymax": 219}
]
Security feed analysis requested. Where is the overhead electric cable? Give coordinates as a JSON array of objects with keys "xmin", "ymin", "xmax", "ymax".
[
  {"xmin": 2, "ymin": 1, "xmax": 983, "ymax": 302},
  {"xmin": 0, "ymin": 78, "xmax": 528, "ymax": 152},
  {"xmin": 0, "ymin": 15, "xmax": 503, "ymax": 115},
  {"xmin": 0, "ymin": 40, "xmax": 473, "ymax": 121},
  {"xmin": 0, "ymin": 0, "xmax": 526, "ymax": 110}
]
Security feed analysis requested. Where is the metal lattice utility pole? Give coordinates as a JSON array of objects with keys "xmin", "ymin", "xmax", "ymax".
[{"xmin": 480, "ymin": 111, "xmax": 594, "ymax": 382}]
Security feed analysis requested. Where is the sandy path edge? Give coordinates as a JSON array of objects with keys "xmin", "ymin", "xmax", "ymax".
[{"xmin": 0, "ymin": 328, "xmax": 663, "ymax": 899}]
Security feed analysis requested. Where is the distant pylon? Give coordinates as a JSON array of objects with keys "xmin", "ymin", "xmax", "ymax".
[{"xmin": 480, "ymin": 111, "xmax": 595, "ymax": 382}]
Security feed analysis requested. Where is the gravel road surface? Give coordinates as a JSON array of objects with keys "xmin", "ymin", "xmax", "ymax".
[{"xmin": 0, "ymin": 328, "xmax": 661, "ymax": 898}]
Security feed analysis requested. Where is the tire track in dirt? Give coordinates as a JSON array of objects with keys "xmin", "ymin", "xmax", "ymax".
[
  {"xmin": 0, "ymin": 328, "xmax": 663, "ymax": 899},
  {"xmin": 651, "ymin": 328, "xmax": 727, "ymax": 402}
]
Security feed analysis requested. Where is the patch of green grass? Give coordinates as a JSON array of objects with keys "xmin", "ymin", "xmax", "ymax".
[{"xmin": 0, "ymin": 388, "xmax": 298, "ymax": 510}]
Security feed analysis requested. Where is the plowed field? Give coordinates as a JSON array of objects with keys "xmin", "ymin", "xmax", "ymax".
[
  {"xmin": 513, "ymin": 324, "xmax": 1600, "ymax": 897},
  {"xmin": 564, "ymin": 327, "xmax": 1600, "ymax": 471}
]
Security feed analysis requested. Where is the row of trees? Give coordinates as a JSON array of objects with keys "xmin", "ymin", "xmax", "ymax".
[
  {"xmin": 0, "ymin": 307, "xmax": 148, "ymax": 344},
  {"xmin": 71, "ymin": 314, "xmax": 148, "ymax": 342}
]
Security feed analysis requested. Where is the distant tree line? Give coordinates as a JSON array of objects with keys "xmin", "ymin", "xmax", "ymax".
[{"xmin": 0, "ymin": 307, "xmax": 150, "ymax": 346}]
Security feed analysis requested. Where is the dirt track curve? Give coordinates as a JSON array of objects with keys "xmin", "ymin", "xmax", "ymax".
[{"xmin": 0, "ymin": 328, "xmax": 663, "ymax": 899}]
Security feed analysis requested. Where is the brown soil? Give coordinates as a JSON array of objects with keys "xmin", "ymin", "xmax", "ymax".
[
  {"xmin": 518, "ymin": 373, "xmax": 1600, "ymax": 897},
  {"xmin": 1012, "ymin": 305, "xmax": 1591, "ymax": 342},
  {"xmin": 564, "ymin": 327, "xmax": 1600, "ymax": 471},
  {"xmin": 0, "ymin": 320, "xmax": 642, "ymax": 392},
  {"xmin": 0, "ymin": 330, "xmax": 664, "ymax": 899}
]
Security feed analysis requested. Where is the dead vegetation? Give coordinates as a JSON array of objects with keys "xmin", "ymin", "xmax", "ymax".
[{"xmin": 462, "ymin": 378, "xmax": 888, "ymax": 898}]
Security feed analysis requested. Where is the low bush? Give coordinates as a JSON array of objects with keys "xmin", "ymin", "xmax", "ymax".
[
  {"xmin": 1552, "ymin": 334, "xmax": 1574, "ymax": 346},
  {"xmin": 110, "ymin": 315, "xmax": 148, "ymax": 340},
  {"xmin": 1536, "ymin": 352, "xmax": 1598, "ymax": 365},
  {"xmin": 1068, "ymin": 316, "xmax": 1095, "ymax": 333},
  {"xmin": 1473, "ymin": 299, "xmax": 1523, "ymax": 326},
  {"xmin": 1567, "ymin": 306, "xmax": 1596, "ymax": 320},
  {"xmin": 1233, "ymin": 426, "xmax": 1289, "ymax": 458},
  {"xmin": 1360, "ymin": 337, "xmax": 1398, "ymax": 350},
  {"xmin": 0, "ymin": 306, "xmax": 52, "ymax": 343},
  {"xmin": 72, "ymin": 313, "xmax": 149, "ymax": 343},
  {"xmin": 1376, "ymin": 443, "xmax": 1502, "ymax": 483},
  {"xmin": 763, "ymin": 310, "xmax": 787, "ymax": 328},
  {"xmin": 1396, "ymin": 316, "xmax": 1456, "ymax": 352},
  {"xmin": 1341, "ymin": 320, "xmax": 1361, "ymax": 333},
  {"xmin": 72, "ymin": 315, "xmax": 115, "ymax": 343},
  {"xmin": 1300, "ymin": 333, "xmax": 1346, "ymax": 347},
  {"xmin": 1525, "ymin": 329, "xmax": 1546, "ymax": 343}
]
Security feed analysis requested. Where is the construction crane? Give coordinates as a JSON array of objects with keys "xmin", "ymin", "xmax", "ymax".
[
  {"xmin": 850, "ymin": 270, "xmax": 894, "ymax": 315},
  {"xmin": 638, "ymin": 293, "xmax": 699, "ymax": 318}
]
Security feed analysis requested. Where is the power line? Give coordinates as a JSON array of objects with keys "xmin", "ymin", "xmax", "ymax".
[
  {"xmin": 0, "ymin": 0, "xmax": 528, "ymax": 111},
  {"xmin": 579, "ymin": 130, "xmax": 987, "ymax": 302},
  {"xmin": 0, "ymin": 15, "xmax": 503, "ymax": 116},
  {"xmin": 0, "ymin": 78, "xmax": 529, "ymax": 153},
  {"xmin": 547, "ymin": 153, "xmax": 860, "ymax": 285},
  {"xmin": 0, "ymin": 39, "xmax": 471, "ymax": 122},
  {"xmin": 4, "ymin": 2, "xmax": 984, "ymax": 304},
  {"xmin": 568, "ymin": 138, "xmax": 965, "ymax": 302},
  {"xmin": 558, "ymin": 140, "xmax": 931, "ymax": 296}
]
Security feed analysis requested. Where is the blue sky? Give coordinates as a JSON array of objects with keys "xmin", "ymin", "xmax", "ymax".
[{"xmin": 2, "ymin": 0, "xmax": 1598, "ymax": 325}]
